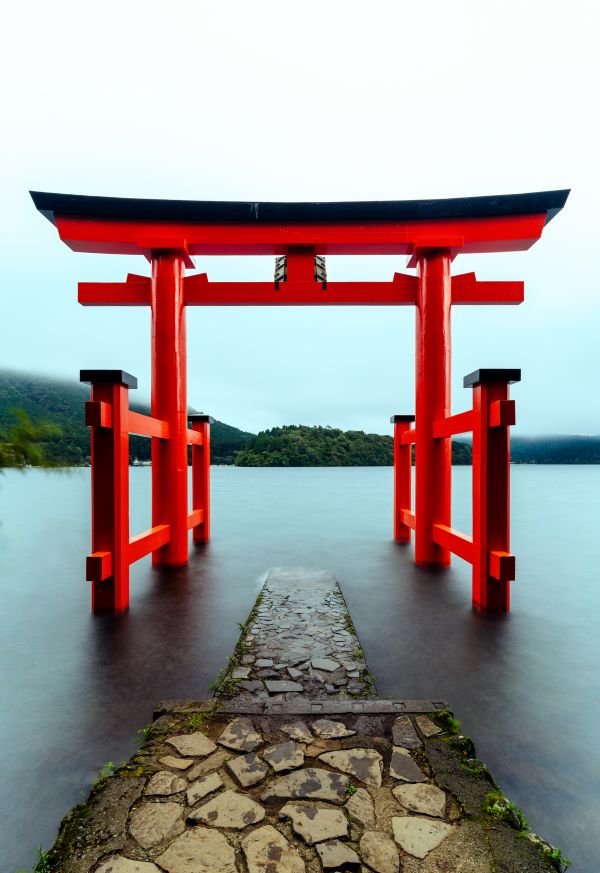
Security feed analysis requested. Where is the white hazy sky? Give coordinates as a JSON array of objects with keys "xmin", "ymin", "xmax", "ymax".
[{"xmin": 1, "ymin": 0, "xmax": 598, "ymax": 435}]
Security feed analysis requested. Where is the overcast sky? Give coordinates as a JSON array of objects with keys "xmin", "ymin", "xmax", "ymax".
[{"xmin": 1, "ymin": 0, "xmax": 598, "ymax": 435}]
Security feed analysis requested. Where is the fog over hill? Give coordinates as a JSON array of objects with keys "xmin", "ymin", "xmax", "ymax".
[{"xmin": 1, "ymin": 370, "xmax": 598, "ymax": 465}]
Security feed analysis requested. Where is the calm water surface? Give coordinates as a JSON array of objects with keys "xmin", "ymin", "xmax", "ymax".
[{"xmin": 0, "ymin": 466, "xmax": 598, "ymax": 871}]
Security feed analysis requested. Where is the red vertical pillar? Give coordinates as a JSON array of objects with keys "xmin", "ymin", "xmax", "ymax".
[
  {"xmin": 81, "ymin": 369, "xmax": 136, "ymax": 613},
  {"xmin": 391, "ymin": 414, "xmax": 415, "ymax": 541},
  {"xmin": 189, "ymin": 414, "xmax": 212, "ymax": 543},
  {"xmin": 468, "ymin": 368, "xmax": 520, "ymax": 612},
  {"xmin": 151, "ymin": 252, "xmax": 189, "ymax": 565},
  {"xmin": 414, "ymin": 250, "xmax": 452, "ymax": 566}
]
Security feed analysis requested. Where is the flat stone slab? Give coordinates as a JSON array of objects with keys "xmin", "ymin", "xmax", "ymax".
[
  {"xmin": 186, "ymin": 749, "xmax": 231, "ymax": 781},
  {"xmin": 415, "ymin": 715, "xmax": 442, "ymax": 737},
  {"xmin": 186, "ymin": 772, "xmax": 223, "ymax": 805},
  {"xmin": 312, "ymin": 718, "xmax": 356, "ymax": 739},
  {"xmin": 144, "ymin": 770, "xmax": 187, "ymax": 796},
  {"xmin": 360, "ymin": 830, "xmax": 400, "ymax": 873},
  {"xmin": 392, "ymin": 716, "xmax": 422, "ymax": 750},
  {"xmin": 392, "ymin": 816, "xmax": 453, "ymax": 859},
  {"xmin": 316, "ymin": 838, "xmax": 361, "ymax": 869},
  {"xmin": 261, "ymin": 767, "xmax": 349, "ymax": 803},
  {"xmin": 129, "ymin": 801, "xmax": 185, "ymax": 849},
  {"xmin": 262, "ymin": 740, "xmax": 304, "ymax": 772},
  {"xmin": 345, "ymin": 786, "xmax": 375, "ymax": 827},
  {"xmin": 226, "ymin": 751, "xmax": 270, "ymax": 787},
  {"xmin": 166, "ymin": 732, "xmax": 217, "ymax": 758},
  {"xmin": 318, "ymin": 748, "xmax": 383, "ymax": 788},
  {"xmin": 160, "ymin": 755, "xmax": 195, "ymax": 770},
  {"xmin": 393, "ymin": 783, "xmax": 446, "ymax": 818},
  {"xmin": 281, "ymin": 720, "xmax": 313, "ymax": 742},
  {"xmin": 231, "ymin": 666, "xmax": 251, "ymax": 679},
  {"xmin": 156, "ymin": 827, "xmax": 237, "ymax": 873},
  {"xmin": 97, "ymin": 860, "xmax": 161, "ymax": 873},
  {"xmin": 189, "ymin": 789, "xmax": 265, "ymax": 829},
  {"xmin": 390, "ymin": 747, "xmax": 427, "ymax": 783},
  {"xmin": 280, "ymin": 802, "xmax": 349, "ymax": 845},
  {"xmin": 265, "ymin": 680, "xmax": 304, "ymax": 693},
  {"xmin": 242, "ymin": 824, "xmax": 305, "ymax": 873},
  {"xmin": 311, "ymin": 657, "xmax": 341, "ymax": 672},
  {"xmin": 305, "ymin": 738, "xmax": 341, "ymax": 757},
  {"xmin": 218, "ymin": 717, "xmax": 263, "ymax": 752}
]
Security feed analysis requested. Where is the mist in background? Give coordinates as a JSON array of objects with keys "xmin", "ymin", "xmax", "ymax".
[{"xmin": 1, "ymin": 0, "xmax": 598, "ymax": 435}]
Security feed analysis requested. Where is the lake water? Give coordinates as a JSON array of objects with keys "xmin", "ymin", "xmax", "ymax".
[{"xmin": 0, "ymin": 465, "xmax": 598, "ymax": 871}]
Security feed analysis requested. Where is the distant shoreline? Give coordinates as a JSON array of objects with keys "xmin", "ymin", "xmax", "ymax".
[{"xmin": 2, "ymin": 370, "xmax": 599, "ymax": 466}]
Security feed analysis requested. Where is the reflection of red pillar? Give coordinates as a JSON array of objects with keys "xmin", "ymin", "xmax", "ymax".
[
  {"xmin": 415, "ymin": 251, "xmax": 451, "ymax": 566},
  {"xmin": 151, "ymin": 253, "xmax": 189, "ymax": 565},
  {"xmin": 391, "ymin": 415, "xmax": 414, "ymax": 541},
  {"xmin": 189, "ymin": 414, "xmax": 212, "ymax": 543}
]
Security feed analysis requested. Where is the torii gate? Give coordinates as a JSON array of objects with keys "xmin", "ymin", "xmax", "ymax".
[{"xmin": 32, "ymin": 189, "xmax": 568, "ymax": 615}]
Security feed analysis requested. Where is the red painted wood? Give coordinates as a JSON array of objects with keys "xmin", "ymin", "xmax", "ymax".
[
  {"xmin": 56, "ymin": 212, "xmax": 547, "ymax": 256},
  {"xmin": 86, "ymin": 550, "xmax": 112, "ymax": 583},
  {"xmin": 129, "ymin": 524, "xmax": 171, "ymax": 564},
  {"xmin": 150, "ymin": 253, "xmax": 189, "ymax": 566},
  {"xmin": 84, "ymin": 400, "xmax": 112, "ymax": 429},
  {"xmin": 414, "ymin": 251, "xmax": 452, "ymax": 567},
  {"xmin": 393, "ymin": 420, "xmax": 413, "ymax": 542},
  {"xmin": 87, "ymin": 381, "xmax": 130, "ymax": 612},
  {"xmin": 451, "ymin": 273, "xmax": 524, "ymax": 305},
  {"xmin": 191, "ymin": 420, "xmax": 211, "ymax": 543},
  {"xmin": 399, "ymin": 428, "xmax": 417, "ymax": 445},
  {"xmin": 79, "ymin": 280, "xmax": 151, "ymax": 306},
  {"xmin": 433, "ymin": 410, "xmax": 474, "ymax": 438},
  {"xmin": 399, "ymin": 509, "xmax": 417, "ymax": 530},
  {"xmin": 184, "ymin": 275, "xmax": 419, "ymax": 306},
  {"xmin": 127, "ymin": 410, "xmax": 170, "ymax": 439},
  {"xmin": 187, "ymin": 508, "xmax": 204, "ymax": 530},
  {"xmin": 432, "ymin": 523, "xmax": 474, "ymax": 564},
  {"xmin": 472, "ymin": 380, "xmax": 514, "ymax": 612}
]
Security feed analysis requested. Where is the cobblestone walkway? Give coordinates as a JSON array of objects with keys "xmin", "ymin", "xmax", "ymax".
[
  {"xmin": 42, "ymin": 569, "xmax": 565, "ymax": 873},
  {"xmin": 223, "ymin": 568, "xmax": 375, "ymax": 702}
]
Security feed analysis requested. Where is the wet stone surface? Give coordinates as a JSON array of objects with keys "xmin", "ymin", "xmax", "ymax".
[
  {"xmin": 44, "ymin": 568, "xmax": 561, "ymax": 873},
  {"xmin": 221, "ymin": 568, "xmax": 376, "ymax": 703}
]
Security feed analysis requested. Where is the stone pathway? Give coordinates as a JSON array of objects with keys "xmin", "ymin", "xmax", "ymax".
[
  {"xmin": 221, "ymin": 568, "xmax": 375, "ymax": 703},
  {"xmin": 40, "ymin": 568, "xmax": 567, "ymax": 873}
]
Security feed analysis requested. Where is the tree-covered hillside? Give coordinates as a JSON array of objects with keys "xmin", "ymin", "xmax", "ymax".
[
  {"xmin": 510, "ymin": 435, "xmax": 600, "ymax": 464},
  {"xmin": 2, "ymin": 371, "xmax": 597, "ymax": 466},
  {"xmin": 235, "ymin": 424, "xmax": 472, "ymax": 466},
  {"xmin": 0, "ymin": 371, "xmax": 253, "ymax": 465}
]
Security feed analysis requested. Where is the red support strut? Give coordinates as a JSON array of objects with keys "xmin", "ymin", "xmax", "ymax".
[
  {"xmin": 82, "ymin": 370, "xmax": 137, "ymax": 613},
  {"xmin": 391, "ymin": 415, "xmax": 415, "ymax": 542},
  {"xmin": 151, "ymin": 253, "xmax": 189, "ymax": 566},
  {"xmin": 189, "ymin": 414, "xmax": 212, "ymax": 543},
  {"xmin": 414, "ymin": 251, "xmax": 452, "ymax": 566},
  {"xmin": 469, "ymin": 369, "xmax": 519, "ymax": 612}
]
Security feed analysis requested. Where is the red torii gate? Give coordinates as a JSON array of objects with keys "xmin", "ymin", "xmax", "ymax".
[{"xmin": 32, "ymin": 189, "xmax": 568, "ymax": 614}]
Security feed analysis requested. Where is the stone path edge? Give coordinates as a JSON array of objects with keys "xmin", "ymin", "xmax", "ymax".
[{"xmin": 38, "ymin": 701, "xmax": 568, "ymax": 873}]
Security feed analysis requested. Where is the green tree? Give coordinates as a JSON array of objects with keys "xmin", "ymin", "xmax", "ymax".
[{"xmin": 0, "ymin": 409, "xmax": 61, "ymax": 469}]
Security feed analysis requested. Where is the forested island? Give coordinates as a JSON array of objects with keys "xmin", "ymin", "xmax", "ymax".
[
  {"xmin": 236, "ymin": 425, "xmax": 471, "ymax": 466},
  {"xmin": 1, "ymin": 370, "xmax": 598, "ymax": 466}
]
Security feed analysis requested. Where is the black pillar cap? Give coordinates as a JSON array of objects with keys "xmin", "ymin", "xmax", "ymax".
[
  {"xmin": 80, "ymin": 369, "xmax": 138, "ymax": 389},
  {"xmin": 188, "ymin": 413, "xmax": 214, "ymax": 424},
  {"xmin": 463, "ymin": 368, "xmax": 521, "ymax": 388},
  {"xmin": 390, "ymin": 414, "xmax": 416, "ymax": 423}
]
